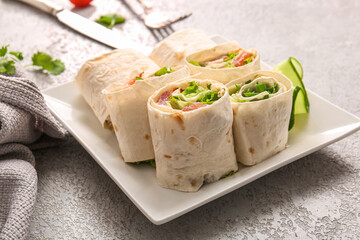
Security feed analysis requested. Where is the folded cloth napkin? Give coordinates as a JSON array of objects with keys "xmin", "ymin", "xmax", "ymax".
[{"xmin": 0, "ymin": 69, "xmax": 68, "ymax": 239}]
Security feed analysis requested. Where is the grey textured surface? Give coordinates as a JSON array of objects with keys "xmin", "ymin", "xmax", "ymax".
[{"xmin": 1, "ymin": 0, "xmax": 359, "ymax": 239}]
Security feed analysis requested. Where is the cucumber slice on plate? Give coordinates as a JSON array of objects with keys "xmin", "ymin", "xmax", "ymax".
[{"xmin": 273, "ymin": 57, "xmax": 309, "ymax": 130}]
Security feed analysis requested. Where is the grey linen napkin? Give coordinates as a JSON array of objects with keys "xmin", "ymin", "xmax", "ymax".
[{"xmin": 0, "ymin": 71, "xmax": 68, "ymax": 239}]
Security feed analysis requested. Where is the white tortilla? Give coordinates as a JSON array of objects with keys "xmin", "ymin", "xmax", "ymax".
[
  {"xmin": 226, "ymin": 71, "xmax": 294, "ymax": 166},
  {"xmin": 103, "ymin": 66, "xmax": 190, "ymax": 163},
  {"xmin": 149, "ymin": 28, "xmax": 217, "ymax": 67},
  {"xmin": 185, "ymin": 41, "xmax": 260, "ymax": 84},
  {"xmin": 74, "ymin": 49, "xmax": 159, "ymax": 129},
  {"xmin": 147, "ymin": 78, "xmax": 238, "ymax": 192}
]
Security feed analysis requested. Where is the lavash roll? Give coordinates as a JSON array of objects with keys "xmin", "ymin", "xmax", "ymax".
[
  {"xmin": 185, "ymin": 41, "xmax": 260, "ymax": 84},
  {"xmin": 74, "ymin": 49, "xmax": 159, "ymax": 129},
  {"xmin": 103, "ymin": 66, "xmax": 190, "ymax": 163},
  {"xmin": 147, "ymin": 78, "xmax": 238, "ymax": 192},
  {"xmin": 226, "ymin": 71, "xmax": 293, "ymax": 166},
  {"xmin": 149, "ymin": 28, "xmax": 217, "ymax": 67}
]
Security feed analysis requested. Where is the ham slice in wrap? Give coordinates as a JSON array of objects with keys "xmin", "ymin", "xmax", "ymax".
[
  {"xmin": 103, "ymin": 66, "xmax": 190, "ymax": 163},
  {"xmin": 147, "ymin": 78, "xmax": 238, "ymax": 192},
  {"xmin": 75, "ymin": 49, "xmax": 159, "ymax": 129},
  {"xmin": 185, "ymin": 41, "xmax": 260, "ymax": 84},
  {"xmin": 149, "ymin": 28, "xmax": 217, "ymax": 67},
  {"xmin": 226, "ymin": 71, "xmax": 294, "ymax": 166}
]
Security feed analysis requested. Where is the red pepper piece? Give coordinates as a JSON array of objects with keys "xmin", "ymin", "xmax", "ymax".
[{"xmin": 233, "ymin": 52, "xmax": 252, "ymax": 67}]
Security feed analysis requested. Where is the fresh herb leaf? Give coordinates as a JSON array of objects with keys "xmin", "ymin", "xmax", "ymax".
[
  {"xmin": 32, "ymin": 52, "xmax": 53, "ymax": 69},
  {"xmin": 207, "ymin": 84, "xmax": 212, "ymax": 90},
  {"xmin": 50, "ymin": 59, "xmax": 65, "ymax": 75},
  {"xmin": 0, "ymin": 45, "xmax": 24, "ymax": 75},
  {"xmin": 0, "ymin": 45, "xmax": 8, "ymax": 57},
  {"xmin": 154, "ymin": 66, "xmax": 173, "ymax": 76},
  {"xmin": 31, "ymin": 52, "xmax": 65, "ymax": 75},
  {"xmin": 9, "ymin": 51, "xmax": 23, "ymax": 60},
  {"xmin": 0, "ymin": 59, "xmax": 15, "ymax": 74},
  {"xmin": 95, "ymin": 14, "xmax": 125, "ymax": 29}
]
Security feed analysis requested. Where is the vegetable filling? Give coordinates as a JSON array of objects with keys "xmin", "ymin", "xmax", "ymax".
[
  {"xmin": 157, "ymin": 81, "xmax": 224, "ymax": 111},
  {"xmin": 190, "ymin": 48, "xmax": 256, "ymax": 69},
  {"xmin": 229, "ymin": 76, "xmax": 284, "ymax": 102}
]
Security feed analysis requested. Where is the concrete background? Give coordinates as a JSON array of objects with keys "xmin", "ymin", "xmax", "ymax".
[{"xmin": 1, "ymin": 0, "xmax": 359, "ymax": 239}]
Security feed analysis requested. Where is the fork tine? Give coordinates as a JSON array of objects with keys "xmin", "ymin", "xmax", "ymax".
[
  {"xmin": 168, "ymin": 25, "xmax": 174, "ymax": 32},
  {"xmin": 162, "ymin": 26, "xmax": 174, "ymax": 36},
  {"xmin": 149, "ymin": 28, "xmax": 162, "ymax": 42},
  {"xmin": 157, "ymin": 28, "xmax": 168, "ymax": 40}
]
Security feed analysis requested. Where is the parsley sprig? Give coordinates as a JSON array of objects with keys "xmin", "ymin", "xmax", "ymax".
[
  {"xmin": 95, "ymin": 14, "xmax": 125, "ymax": 29},
  {"xmin": 0, "ymin": 45, "xmax": 23, "ymax": 74},
  {"xmin": 31, "ymin": 52, "xmax": 65, "ymax": 75},
  {"xmin": 0, "ymin": 45, "xmax": 65, "ymax": 75}
]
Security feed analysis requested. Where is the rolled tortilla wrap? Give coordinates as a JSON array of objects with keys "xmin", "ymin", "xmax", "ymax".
[
  {"xmin": 103, "ymin": 66, "xmax": 190, "ymax": 163},
  {"xmin": 185, "ymin": 41, "xmax": 260, "ymax": 84},
  {"xmin": 226, "ymin": 71, "xmax": 293, "ymax": 166},
  {"xmin": 148, "ymin": 78, "xmax": 238, "ymax": 192},
  {"xmin": 149, "ymin": 28, "xmax": 217, "ymax": 67},
  {"xmin": 74, "ymin": 49, "xmax": 159, "ymax": 129}
]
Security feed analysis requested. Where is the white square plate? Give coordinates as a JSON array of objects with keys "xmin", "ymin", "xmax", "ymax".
[{"xmin": 42, "ymin": 36, "xmax": 360, "ymax": 225}]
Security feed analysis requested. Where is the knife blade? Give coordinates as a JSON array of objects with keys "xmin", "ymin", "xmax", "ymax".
[{"xmin": 16, "ymin": 0, "xmax": 151, "ymax": 55}]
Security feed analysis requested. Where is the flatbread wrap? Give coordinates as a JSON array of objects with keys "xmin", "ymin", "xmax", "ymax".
[
  {"xmin": 74, "ymin": 49, "xmax": 159, "ymax": 129},
  {"xmin": 147, "ymin": 78, "xmax": 238, "ymax": 192},
  {"xmin": 185, "ymin": 41, "xmax": 260, "ymax": 84},
  {"xmin": 103, "ymin": 66, "xmax": 190, "ymax": 163},
  {"xmin": 226, "ymin": 71, "xmax": 293, "ymax": 166},
  {"xmin": 149, "ymin": 28, "xmax": 217, "ymax": 67}
]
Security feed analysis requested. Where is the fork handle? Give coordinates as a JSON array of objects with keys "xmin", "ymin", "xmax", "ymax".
[
  {"xmin": 15, "ymin": 0, "xmax": 63, "ymax": 16},
  {"xmin": 137, "ymin": 0, "xmax": 153, "ymax": 13},
  {"xmin": 122, "ymin": 0, "xmax": 146, "ymax": 20}
]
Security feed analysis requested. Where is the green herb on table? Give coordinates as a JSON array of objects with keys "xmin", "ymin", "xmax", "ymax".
[
  {"xmin": 95, "ymin": 14, "xmax": 125, "ymax": 29},
  {"xmin": 0, "ymin": 45, "xmax": 23, "ymax": 74},
  {"xmin": 30, "ymin": 52, "xmax": 65, "ymax": 75}
]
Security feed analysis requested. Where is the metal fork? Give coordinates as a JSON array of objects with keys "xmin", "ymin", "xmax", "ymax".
[
  {"xmin": 122, "ymin": 0, "xmax": 192, "ymax": 41},
  {"xmin": 137, "ymin": 0, "xmax": 192, "ymax": 41}
]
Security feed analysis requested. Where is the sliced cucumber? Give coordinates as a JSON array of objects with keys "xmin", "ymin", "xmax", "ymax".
[{"xmin": 273, "ymin": 57, "xmax": 309, "ymax": 114}]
